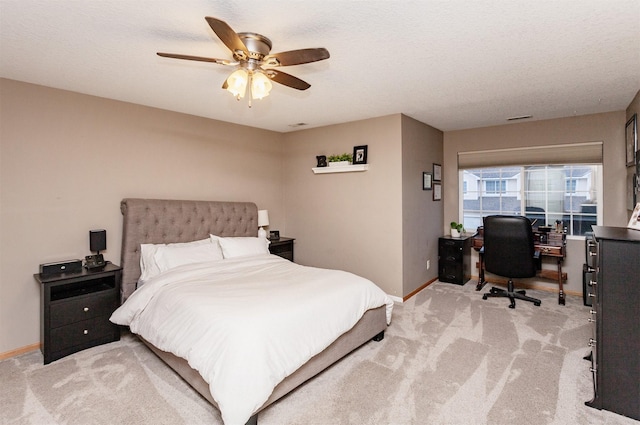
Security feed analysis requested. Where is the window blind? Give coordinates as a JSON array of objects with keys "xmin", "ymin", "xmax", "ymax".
[{"xmin": 457, "ymin": 141, "xmax": 603, "ymax": 169}]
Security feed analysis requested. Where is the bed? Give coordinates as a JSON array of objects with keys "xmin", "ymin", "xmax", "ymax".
[{"xmin": 111, "ymin": 198, "xmax": 393, "ymax": 425}]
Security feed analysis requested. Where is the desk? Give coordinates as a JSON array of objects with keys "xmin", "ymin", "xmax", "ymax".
[{"xmin": 471, "ymin": 234, "xmax": 567, "ymax": 305}]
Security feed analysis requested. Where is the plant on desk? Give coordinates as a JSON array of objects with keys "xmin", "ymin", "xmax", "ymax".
[{"xmin": 450, "ymin": 221, "xmax": 465, "ymax": 238}]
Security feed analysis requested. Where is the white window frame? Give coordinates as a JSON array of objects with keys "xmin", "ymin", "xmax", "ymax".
[{"xmin": 458, "ymin": 164, "xmax": 603, "ymax": 238}]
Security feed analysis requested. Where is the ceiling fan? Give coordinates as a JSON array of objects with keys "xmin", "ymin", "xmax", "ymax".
[{"xmin": 157, "ymin": 16, "xmax": 330, "ymax": 106}]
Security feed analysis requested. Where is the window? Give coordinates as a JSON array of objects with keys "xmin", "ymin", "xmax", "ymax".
[
  {"xmin": 461, "ymin": 164, "xmax": 601, "ymax": 236},
  {"xmin": 485, "ymin": 179, "xmax": 506, "ymax": 194},
  {"xmin": 565, "ymin": 178, "xmax": 577, "ymax": 194}
]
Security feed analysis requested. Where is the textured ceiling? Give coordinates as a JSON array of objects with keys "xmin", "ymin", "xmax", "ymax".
[{"xmin": 1, "ymin": 0, "xmax": 639, "ymax": 133}]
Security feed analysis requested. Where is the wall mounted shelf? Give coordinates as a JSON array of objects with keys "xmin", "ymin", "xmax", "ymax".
[{"xmin": 312, "ymin": 164, "xmax": 369, "ymax": 174}]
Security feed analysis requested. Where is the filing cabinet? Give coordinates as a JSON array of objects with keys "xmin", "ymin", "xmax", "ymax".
[{"xmin": 438, "ymin": 235, "xmax": 472, "ymax": 285}]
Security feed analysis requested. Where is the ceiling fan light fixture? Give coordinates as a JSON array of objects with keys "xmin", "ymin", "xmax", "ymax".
[
  {"xmin": 251, "ymin": 71, "xmax": 272, "ymax": 100},
  {"xmin": 226, "ymin": 68, "xmax": 248, "ymax": 99}
]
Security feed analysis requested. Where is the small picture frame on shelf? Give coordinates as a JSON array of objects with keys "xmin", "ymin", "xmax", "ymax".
[
  {"xmin": 269, "ymin": 230, "xmax": 280, "ymax": 240},
  {"xmin": 626, "ymin": 114, "xmax": 637, "ymax": 167},
  {"xmin": 353, "ymin": 145, "xmax": 368, "ymax": 164},
  {"xmin": 423, "ymin": 172, "xmax": 433, "ymax": 190},
  {"xmin": 433, "ymin": 183, "xmax": 442, "ymax": 201},
  {"xmin": 433, "ymin": 163, "xmax": 442, "ymax": 182}
]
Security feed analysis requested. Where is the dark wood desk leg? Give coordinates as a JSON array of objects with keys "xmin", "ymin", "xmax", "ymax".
[
  {"xmin": 475, "ymin": 252, "xmax": 487, "ymax": 291},
  {"xmin": 557, "ymin": 258, "xmax": 566, "ymax": 305}
]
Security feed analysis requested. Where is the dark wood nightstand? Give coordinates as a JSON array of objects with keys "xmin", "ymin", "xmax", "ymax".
[
  {"xmin": 268, "ymin": 237, "xmax": 295, "ymax": 262},
  {"xmin": 34, "ymin": 262, "xmax": 122, "ymax": 364}
]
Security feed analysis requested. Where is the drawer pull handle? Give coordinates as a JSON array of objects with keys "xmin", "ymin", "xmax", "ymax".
[
  {"xmin": 588, "ymin": 318, "xmax": 595, "ymax": 323},
  {"xmin": 590, "ymin": 310, "xmax": 596, "ymax": 315},
  {"xmin": 83, "ymin": 330, "xmax": 88, "ymax": 335},
  {"xmin": 589, "ymin": 338, "xmax": 596, "ymax": 347},
  {"xmin": 588, "ymin": 293, "xmax": 596, "ymax": 298},
  {"xmin": 83, "ymin": 307, "xmax": 89, "ymax": 312}
]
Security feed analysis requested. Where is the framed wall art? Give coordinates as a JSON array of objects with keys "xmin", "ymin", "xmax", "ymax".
[
  {"xmin": 433, "ymin": 182, "xmax": 442, "ymax": 201},
  {"xmin": 626, "ymin": 114, "xmax": 637, "ymax": 167},
  {"xmin": 433, "ymin": 163, "xmax": 442, "ymax": 182},
  {"xmin": 423, "ymin": 172, "xmax": 433, "ymax": 190}
]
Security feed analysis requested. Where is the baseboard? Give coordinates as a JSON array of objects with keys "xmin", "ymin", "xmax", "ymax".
[
  {"xmin": 0, "ymin": 343, "xmax": 40, "ymax": 361},
  {"xmin": 403, "ymin": 277, "xmax": 438, "ymax": 302}
]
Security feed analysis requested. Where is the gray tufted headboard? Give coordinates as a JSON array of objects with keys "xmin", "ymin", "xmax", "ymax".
[{"xmin": 120, "ymin": 198, "xmax": 258, "ymax": 302}]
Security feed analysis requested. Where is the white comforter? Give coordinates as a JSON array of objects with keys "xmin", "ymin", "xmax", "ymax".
[{"xmin": 110, "ymin": 254, "xmax": 393, "ymax": 425}]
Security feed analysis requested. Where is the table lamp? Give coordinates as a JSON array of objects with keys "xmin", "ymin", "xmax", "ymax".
[{"xmin": 258, "ymin": 210, "xmax": 269, "ymax": 239}]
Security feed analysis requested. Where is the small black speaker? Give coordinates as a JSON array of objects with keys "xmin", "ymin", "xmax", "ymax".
[
  {"xmin": 40, "ymin": 259, "xmax": 83, "ymax": 275},
  {"xmin": 90, "ymin": 229, "xmax": 106, "ymax": 253}
]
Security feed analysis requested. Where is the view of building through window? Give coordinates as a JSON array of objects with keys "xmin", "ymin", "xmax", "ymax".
[{"xmin": 461, "ymin": 165, "xmax": 601, "ymax": 236}]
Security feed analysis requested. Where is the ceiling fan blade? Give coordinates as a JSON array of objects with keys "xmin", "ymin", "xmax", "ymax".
[
  {"xmin": 267, "ymin": 70, "xmax": 311, "ymax": 90},
  {"xmin": 157, "ymin": 52, "xmax": 236, "ymax": 66},
  {"xmin": 205, "ymin": 16, "xmax": 247, "ymax": 54},
  {"xmin": 264, "ymin": 48, "xmax": 330, "ymax": 67}
]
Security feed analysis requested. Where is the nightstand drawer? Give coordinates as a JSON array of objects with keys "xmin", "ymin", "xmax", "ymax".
[
  {"xmin": 268, "ymin": 237, "xmax": 295, "ymax": 262},
  {"xmin": 50, "ymin": 290, "xmax": 117, "ymax": 328},
  {"xmin": 270, "ymin": 244, "xmax": 292, "ymax": 258},
  {"xmin": 49, "ymin": 315, "xmax": 116, "ymax": 353}
]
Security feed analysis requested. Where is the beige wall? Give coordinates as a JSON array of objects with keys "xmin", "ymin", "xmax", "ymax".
[
  {"xmin": 401, "ymin": 115, "xmax": 443, "ymax": 295},
  {"xmin": 282, "ymin": 115, "xmax": 405, "ymax": 298},
  {"xmin": 627, "ymin": 90, "xmax": 640, "ymax": 218},
  {"xmin": 0, "ymin": 79, "xmax": 284, "ymax": 354},
  {"xmin": 280, "ymin": 114, "xmax": 444, "ymax": 299},
  {"xmin": 443, "ymin": 111, "xmax": 628, "ymax": 295}
]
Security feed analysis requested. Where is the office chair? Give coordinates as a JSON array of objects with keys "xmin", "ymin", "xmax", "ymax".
[{"xmin": 481, "ymin": 215, "xmax": 541, "ymax": 308}]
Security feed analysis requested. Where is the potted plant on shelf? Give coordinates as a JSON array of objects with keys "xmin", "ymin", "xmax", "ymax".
[
  {"xmin": 328, "ymin": 153, "xmax": 353, "ymax": 167},
  {"xmin": 450, "ymin": 221, "xmax": 465, "ymax": 238}
]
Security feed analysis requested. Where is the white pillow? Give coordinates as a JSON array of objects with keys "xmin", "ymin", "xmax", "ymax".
[
  {"xmin": 211, "ymin": 235, "xmax": 270, "ymax": 259},
  {"xmin": 154, "ymin": 241, "xmax": 224, "ymax": 273},
  {"xmin": 139, "ymin": 238, "xmax": 212, "ymax": 283}
]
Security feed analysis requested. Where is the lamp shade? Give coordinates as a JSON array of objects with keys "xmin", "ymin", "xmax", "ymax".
[
  {"xmin": 251, "ymin": 71, "xmax": 272, "ymax": 100},
  {"xmin": 90, "ymin": 229, "xmax": 106, "ymax": 253},
  {"xmin": 258, "ymin": 210, "xmax": 269, "ymax": 227},
  {"xmin": 226, "ymin": 68, "xmax": 248, "ymax": 98}
]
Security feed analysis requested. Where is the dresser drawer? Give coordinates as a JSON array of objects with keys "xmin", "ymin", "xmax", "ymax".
[
  {"xmin": 50, "ymin": 289, "xmax": 117, "ymax": 328},
  {"xmin": 49, "ymin": 315, "xmax": 117, "ymax": 353}
]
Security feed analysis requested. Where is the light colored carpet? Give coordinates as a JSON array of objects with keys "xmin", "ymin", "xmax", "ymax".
[{"xmin": 2, "ymin": 281, "xmax": 638, "ymax": 425}]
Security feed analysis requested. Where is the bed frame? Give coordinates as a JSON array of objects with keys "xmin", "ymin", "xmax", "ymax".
[{"xmin": 120, "ymin": 198, "xmax": 386, "ymax": 425}]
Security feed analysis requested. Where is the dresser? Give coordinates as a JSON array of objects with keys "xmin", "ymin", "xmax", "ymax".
[
  {"xmin": 269, "ymin": 237, "xmax": 295, "ymax": 262},
  {"xmin": 34, "ymin": 263, "xmax": 122, "ymax": 364},
  {"xmin": 438, "ymin": 235, "xmax": 472, "ymax": 285},
  {"xmin": 585, "ymin": 226, "xmax": 640, "ymax": 420}
]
